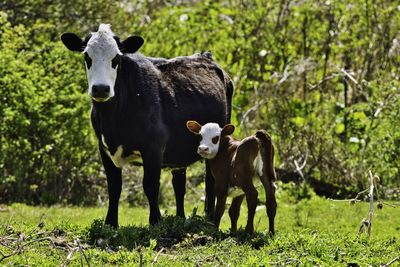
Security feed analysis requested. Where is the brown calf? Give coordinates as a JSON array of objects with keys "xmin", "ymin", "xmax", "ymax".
[{"xmin": 186, "ymin": 121, "xmax": 277, "ymax": 234}]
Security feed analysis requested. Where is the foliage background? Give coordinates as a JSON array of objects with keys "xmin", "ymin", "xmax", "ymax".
[{"xmin": 0, "ymin": 0, "xmax": 399, "ymax": 205}]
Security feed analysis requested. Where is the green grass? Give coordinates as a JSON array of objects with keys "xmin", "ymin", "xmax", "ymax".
[{"xmin": 0, "ymin": 187, "xmax": 399, "ymax": 266}]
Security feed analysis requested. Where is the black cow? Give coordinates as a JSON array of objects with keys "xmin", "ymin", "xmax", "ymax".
[{"xmin": 60, "ymin": 24, "xmax": 233, "ymax": 227}]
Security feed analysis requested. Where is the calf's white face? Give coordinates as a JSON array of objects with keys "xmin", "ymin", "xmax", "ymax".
[
  {"xmin": 186, "ymin": 121, "xmax": 235, "ymax": 160},
  {"xmin": 197, "ymin": 123, "xmax": 222, "ymax": 159},
  {"xmin": 60, "ymin": 24, "xmax": 144, "ymax": 103}
]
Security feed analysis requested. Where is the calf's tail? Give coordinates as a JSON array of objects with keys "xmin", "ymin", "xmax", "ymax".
[
  {"xmin": 256, "ymin": 130, "xmax": 276, "ymax": 183},
  {"xmin": 256, "ymin": 129, "xmax": 277, "ymax": 235}
]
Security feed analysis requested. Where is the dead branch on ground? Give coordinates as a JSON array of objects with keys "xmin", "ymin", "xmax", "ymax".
[{"xmin": 0, "ymin": 217, "xmax": 90, "ymax": 266}]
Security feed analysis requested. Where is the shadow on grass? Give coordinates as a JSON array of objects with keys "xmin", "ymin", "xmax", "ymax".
[{"xmin": 85, "ymin": 209, "xmax": 273, "ymax": 250}]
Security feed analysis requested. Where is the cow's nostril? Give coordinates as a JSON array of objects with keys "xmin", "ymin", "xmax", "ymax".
[{"xmin": 92, "ymin": 84, "xmax": 110, "ymax": 98}]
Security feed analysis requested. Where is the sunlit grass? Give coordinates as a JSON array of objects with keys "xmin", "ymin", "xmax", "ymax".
[{"xmin": 0, "ymin": 187, "xmax": 399, "ymax": 266}]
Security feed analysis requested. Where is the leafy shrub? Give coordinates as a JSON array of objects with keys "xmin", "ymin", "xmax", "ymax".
[
  {"xmin": 1, "ymin": 0, "xmax": 400, "ymax": 205},
  {"xmin": 0, "ymin": 14, "xmax": 102, "ymax": 204}
]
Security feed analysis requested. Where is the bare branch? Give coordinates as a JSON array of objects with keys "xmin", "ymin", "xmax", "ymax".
[
  {"xmin": 340, "ymin": 68, "xmax": 359, "ymax": 86},
  {"xmin": 307, "ymin": 73, "xmax": 342, "ymax": 91},
  {"xmin": 367, "ymin": 170, "xmax": 375, "ymax": 238}
]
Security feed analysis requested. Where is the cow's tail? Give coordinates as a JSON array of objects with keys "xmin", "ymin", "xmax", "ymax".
[{"xmin": 225, "ymin": 77, "xmax": 234, "ymax": 123}]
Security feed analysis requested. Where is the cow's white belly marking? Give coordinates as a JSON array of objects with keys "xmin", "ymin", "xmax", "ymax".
[{"xmin": 102, "ymin": 135, "xmax": 142, "ymax": 168}]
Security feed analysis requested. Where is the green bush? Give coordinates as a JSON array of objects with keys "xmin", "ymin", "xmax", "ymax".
[
  {"xmin": 0, "ymin": 14, "xmax": 102, "ymax": 204},
  {"xmin": 1, "ymin": 0, "xmax": 399, "ymax": 205}
]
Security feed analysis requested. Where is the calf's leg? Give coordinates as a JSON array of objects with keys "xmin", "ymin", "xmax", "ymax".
[
  {"xmin": 243, "ymin": 184, "xmax": 258, "ymax": 234},
  {"xmin": 214, "ymin": 193, "xmax": 227, "ymax": 229},
  {"xmin": 261, "ymin": 176, "xmax": 277, "ymax": 235},
  {"xmin": 205, "ymin": 162, "xmax": 215, "ymax": 221},
  {"xmin": 228, "ymin": 194, "xmax": 245, "ymax": 232},
  {"xmin": 172, "ymin": 168, "xmax": 186, "ymax": 218},
  {"xmin": 100, "ymin": 147, "xmax": 122, "ymax": 228}
]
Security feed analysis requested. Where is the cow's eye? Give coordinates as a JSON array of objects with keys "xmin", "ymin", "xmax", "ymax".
[
  {"xmin": 112, "ymin": 55, "xmax": 119, "ymax": 69},
  {"xmin": 212, "ymin": 136, "xmax": 219, "ymax": 144},
  {"xmin": 84, "ymin": 52, "xmax": 92, "ymax": 69},
  {"xmin": 199, "ymin": 135, "xmax": 203, "ymax": 141}
]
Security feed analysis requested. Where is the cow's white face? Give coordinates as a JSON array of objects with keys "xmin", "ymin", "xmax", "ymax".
[
  {"xmin": 186, "ymin": 121, "xmax": 235, "ymax": 160},
  {"xmin": 83, "ymin": 24, "xmax": 121, "ymax": 102},
  {"xmin": 61, "ymin": 24, "xmax": 144, "ymax": 103}
]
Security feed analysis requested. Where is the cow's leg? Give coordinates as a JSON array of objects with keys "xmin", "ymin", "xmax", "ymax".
[
  {"xmin": 205, "ymin": 161, "xmax": 215, "ymax": 221},
  {"xmin": 228, "ymin": 194, "xmax": 245, "ymax": 232},
  {"xmin": 142, "ymin": 148, "xmax": 163, "ymax": 225},
  {"xmin": 100, "ymin": 147, "xmax": 122, "ymax": 228},
  {"xmin": 171, "ymin": 168, "xmax": 186, "ymax": 218}
]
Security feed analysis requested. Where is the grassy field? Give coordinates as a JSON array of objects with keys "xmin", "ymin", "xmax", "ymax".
[{"xmin": 0, "ymin": 185, "xmax": 399, "ymax": 266}]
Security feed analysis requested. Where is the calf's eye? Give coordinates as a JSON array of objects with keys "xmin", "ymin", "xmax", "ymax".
[{"xmin": 212, "ymin": 136, "xmax": 219, "ymax": 144}]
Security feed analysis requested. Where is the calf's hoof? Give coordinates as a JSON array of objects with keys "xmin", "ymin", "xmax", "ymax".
[
  {"xmin": 268, "ymin": 229, "xmax": 275, "ymax": 237},
  {"xmin": 206, "ymin": 211, "xmax": 215, "ymax": 222}
]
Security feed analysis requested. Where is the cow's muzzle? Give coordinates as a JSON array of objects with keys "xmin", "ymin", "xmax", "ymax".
[{"xmin": 91, "ymin": 84, "xmax": 111, "ymax": 102}]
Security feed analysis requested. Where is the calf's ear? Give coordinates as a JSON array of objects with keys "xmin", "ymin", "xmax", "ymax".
[
  {"xmin": 120, "ymin": 36, "xmax": 144, "ymax": 53},
  {"xmin": 186, "ymin": 121, "xmax": 202, "ymax": 135},
  {"xmin": 221, "ymin": 124, "xmax": 235, "ymax": 136},
  {"xmin": 60, "ymin": 33, "xmax": 84, "ymax": 52}
]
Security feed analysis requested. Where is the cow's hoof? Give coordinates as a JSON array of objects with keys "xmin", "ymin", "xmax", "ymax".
[{"xmin": 149, "ymin": 212, "xmax": 162, "ymax": 225}]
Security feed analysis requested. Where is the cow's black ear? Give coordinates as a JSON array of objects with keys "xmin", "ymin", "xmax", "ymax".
[
  {"xmin": 61, "ymin": 33, "xmax": 84, "ymax": 52},
  {"xmin": 121, "ymin": 36, "xmax": 144, "ymax": 53}
]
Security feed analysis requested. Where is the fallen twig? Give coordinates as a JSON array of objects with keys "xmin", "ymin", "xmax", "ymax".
[
  {"xmin": 77, "ymin": 239, "xmax": 91, "ymax": 267},
  {"xmin": 0, "ymin": 236, "xmax": 58, "ymax": 263},
  {"xmin": 381, "ymin": 255, "xmax": 400, "ymax": 267},
  {"xmin": 61, "ymin": 247, "xmax": 79, "ymax": 267},
  {"xmin": 0, "ymin": 216, "xmax": 79, "ymax": 265},
  {"xmin": 151, "ymin": 247, "xmax": 165, "ymax": 265}
]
